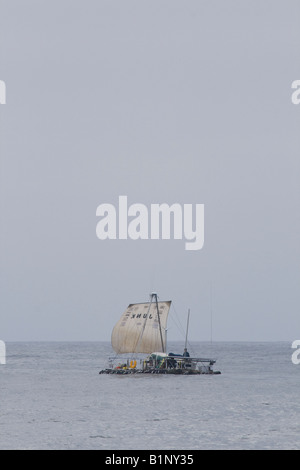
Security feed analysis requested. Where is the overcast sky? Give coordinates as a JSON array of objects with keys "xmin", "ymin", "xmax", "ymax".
[{"xmin": 0, "ymin": 1, "xmax": 299, "ymax": 342}]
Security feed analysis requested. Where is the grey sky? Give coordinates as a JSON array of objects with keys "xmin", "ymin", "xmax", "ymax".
[{"xmin": 0, "ymin": 1, "xmax": 299, "ymax": 342}]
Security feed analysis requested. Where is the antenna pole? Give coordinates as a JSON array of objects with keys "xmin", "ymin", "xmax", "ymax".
[{"xmin": 210, "ymin": 282, "xmax": 213, "ymax": 344}]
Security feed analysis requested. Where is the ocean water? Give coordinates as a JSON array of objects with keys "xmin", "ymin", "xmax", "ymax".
[{"xmin": 0, "ymin": 341, "xmax": 299, "ymax": 450}]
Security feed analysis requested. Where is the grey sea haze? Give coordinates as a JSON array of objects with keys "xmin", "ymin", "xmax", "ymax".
[
  {"xmin": 1, "ymin": 1, "xmax": 300, "ymax": 345},
  {"xmin": 0, "ymin": 341, "xmax": 299, "ymax": 450}
]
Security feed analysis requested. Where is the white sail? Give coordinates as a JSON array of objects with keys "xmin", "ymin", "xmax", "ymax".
[{"xmin": 111, "ymin": 300, "xmax": 171, "ymax": 354}]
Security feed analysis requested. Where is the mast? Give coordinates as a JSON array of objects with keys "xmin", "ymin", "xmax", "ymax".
[
  {"xmin": 152, "ymin": 292, "xmax": 165, "ymax": 353},
  {"xmin": 184, "ymin": 308, "xmax": 190, "ymax": 351}
]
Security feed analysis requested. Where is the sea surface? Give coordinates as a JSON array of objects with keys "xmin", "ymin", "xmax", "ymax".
[{"xmin": 0, "ymin": 341, "xmax": 299, "ymax": 450}]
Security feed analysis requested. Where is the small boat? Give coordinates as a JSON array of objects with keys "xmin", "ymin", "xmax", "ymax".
[{"xmin": 99, "ymin": 293, "xmax": 220, "ymax": 375}]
